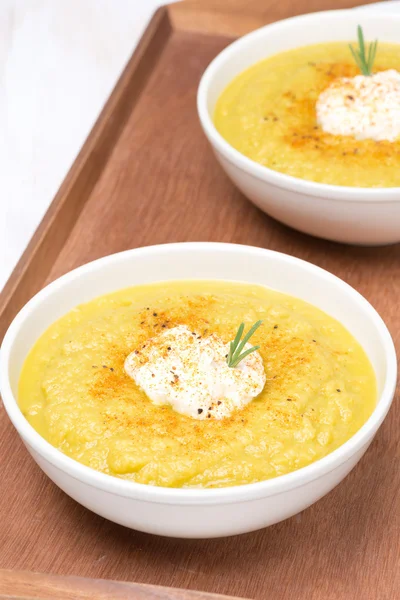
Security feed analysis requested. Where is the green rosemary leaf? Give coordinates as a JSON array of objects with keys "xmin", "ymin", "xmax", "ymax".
[
  {"xmin": 231, "ymin": 319, "xmax": 263, "ymax": 363},
  {"xmin": 227, "ymin": 320, "xmax": 263, "ymax": 368},
  {"xmin": 227, "ymin": 340, "xmax": 235, "ymax": 365},
  {"xmin": 357, "ymin": 25, "xmax": 365, "ymax": 65},
  {"xmin": 349, "ymin": 45, "xmax": 365, "ymax": 74},
  {"xmin": 230, "ymin": 345, "xmax": 260, "ymax": 368},
  {"xmin": 230, "ymin": 323, "xmax": 244, "ymax": 358},
  {"xmin": 368, "ymin": 39, "xmax": 378, "ymax": 74}
]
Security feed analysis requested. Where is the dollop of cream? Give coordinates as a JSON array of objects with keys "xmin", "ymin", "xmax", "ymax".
[
  {"xmin": 124, "ymin": 325, "xmax": 266, "ymax": 420},
  {"xmin": 316, "ymin": 69, "xmax": 400, "ymax": 142}
]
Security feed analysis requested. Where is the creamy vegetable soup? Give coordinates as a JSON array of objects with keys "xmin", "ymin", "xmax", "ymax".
[
  {"xmin": 214, "ymin": 42, "xmax": 400, "ymax": 187},
  {"xmin": 19, "ymin": 281, "xmax": 376, "ymax": 488}
]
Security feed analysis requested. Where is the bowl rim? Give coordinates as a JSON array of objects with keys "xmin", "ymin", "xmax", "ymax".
[
  {"xmin": 0, "ymin": 242, "xmax": 397, "ymax": 505},
  {"xmin": 197, "ymin": 8, "xmax": 400, "ymax": 200}
]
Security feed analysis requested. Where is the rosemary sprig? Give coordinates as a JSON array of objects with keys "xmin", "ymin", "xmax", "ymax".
[
  {"xmin": 227, "ymin": 320, "xmax": 262, "ymax": 368},
  {"xmin": 349, "ymin": 25, "xmax": 378, "ymax": 76}
]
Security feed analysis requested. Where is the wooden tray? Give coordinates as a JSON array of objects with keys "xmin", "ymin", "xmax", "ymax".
[{"xmin": 0, "ymin": 1, "xmax": 398, "ymax": 599}]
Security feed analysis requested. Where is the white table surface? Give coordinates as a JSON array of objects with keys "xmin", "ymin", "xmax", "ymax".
[
  {"xmin": 0, "ymin": 0, "xmax": 175, "ymax": 291},
  {"xmin": 0, "ymin": 0, "xmax": 397, "ymax": 293}
]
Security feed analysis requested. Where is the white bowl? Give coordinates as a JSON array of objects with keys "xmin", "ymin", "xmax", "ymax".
[
  {"xmin": 197, "ymin": 10, "xmax": 400, "ymax": 246},
  {"xmin": 0, "ymin": 243, "xmax": 397, "ymax": 538}
]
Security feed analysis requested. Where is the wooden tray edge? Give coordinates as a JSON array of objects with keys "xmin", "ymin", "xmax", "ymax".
[
  {"xmin": 0, "ymin": 7, "xmax": 172, "ymax": 341},
  {"xmin": 0, "ymin": 569, "xmax": 249, "ymax": 600}
]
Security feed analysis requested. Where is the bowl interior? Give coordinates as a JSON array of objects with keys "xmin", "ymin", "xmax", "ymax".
[
  {"xmin": 202, "ymin": 10, "xmax": 400, "ymax": 117},
  {"xmin": 4, "ymin": 245, "xmax": 391, "ymax": 407}
]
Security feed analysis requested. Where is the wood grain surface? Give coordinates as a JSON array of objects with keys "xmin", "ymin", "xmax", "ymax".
[
  {"xmin": 0, "ymin": 2, "xmax": 399, "ymax": 600},
  {"xmin": 170, "ymin": 0, "xmax": 379, "ymax": 36}
]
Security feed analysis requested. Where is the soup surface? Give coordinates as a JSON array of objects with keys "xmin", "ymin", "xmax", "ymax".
[
  {"xmin": 19, "ymin": 281, "xmax": 376, "ymax": 488},
  {"xmin": 214, "ymin": 42, "xmax": 400, "ymax": 187}
]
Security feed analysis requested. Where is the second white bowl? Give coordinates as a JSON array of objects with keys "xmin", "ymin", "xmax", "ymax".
[{"xmin": 197, "ymin": 10, "xmax": 400, "ymax": 246}]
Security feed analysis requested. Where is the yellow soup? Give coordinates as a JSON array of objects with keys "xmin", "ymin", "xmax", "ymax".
[
  {"xmin": 214, "ymin": 42, "xmax": 400, "ymax": 187},
  {"xmin": 19, "ymin": 281, "xmax": 376, "ymax": 488}
]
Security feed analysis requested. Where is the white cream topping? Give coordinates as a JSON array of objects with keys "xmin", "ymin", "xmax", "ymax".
[
  {"xmin": 316, "ymin": 70, "xmax": 400, "ymax": 142},
  {"xmin": 124, "ymin": 325, "xmax": 266, "ymax": 420}
]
